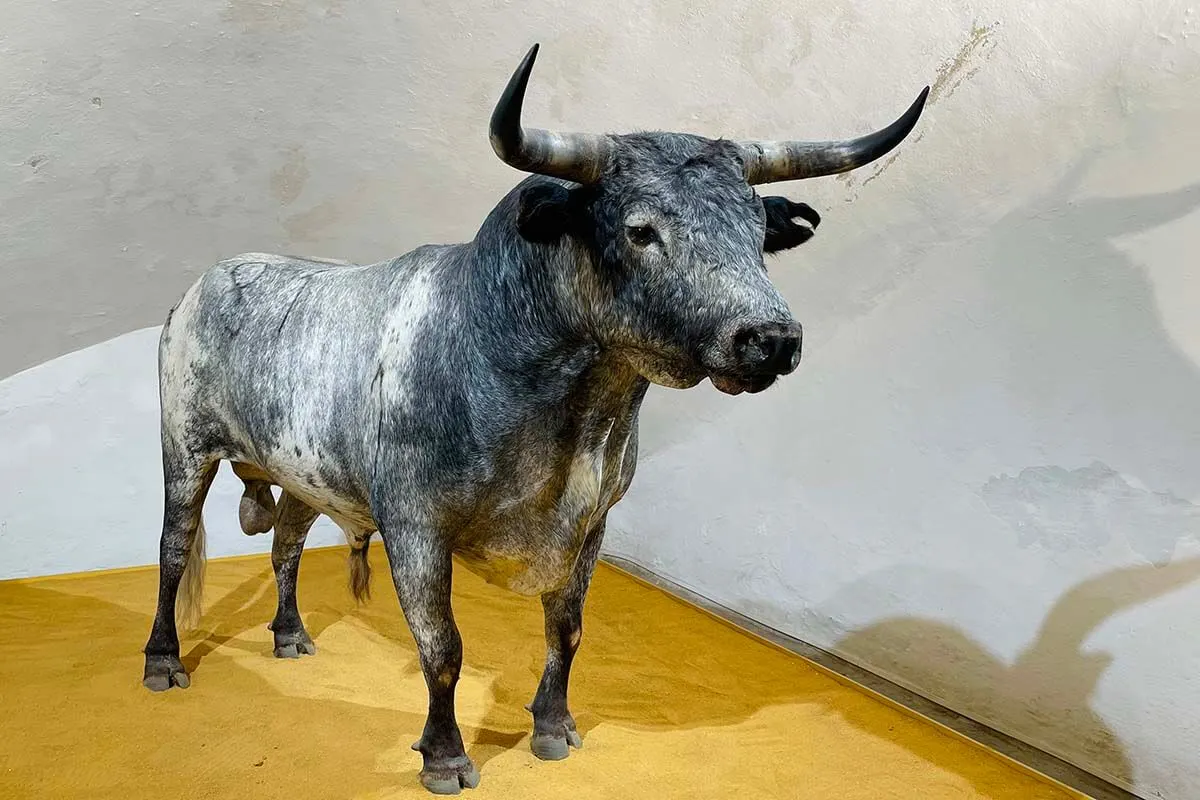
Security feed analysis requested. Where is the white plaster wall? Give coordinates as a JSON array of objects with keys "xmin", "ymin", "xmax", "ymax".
[
  {"xmin": 604, "ymin": 6, "xmax": 1200, "ymax": 798},
  {"xmin": 0, "ymin": 327, "xmax": 348, "ymax": 579},
  {"xmin": 2, "ymin": 1, "xmax": 1199, "ymax": 798}
]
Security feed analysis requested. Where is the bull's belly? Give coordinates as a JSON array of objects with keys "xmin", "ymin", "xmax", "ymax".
[
  {"xmin": 230, "ymin": 462, "xmax": 602, "ymax": 594},
  {"xmin": 450, "ymin": 443, "xmax": 624, "ymax": 596},
  {"xmin": 285, "ymin": 482, "xmax": 376, "ymax": 532},
  {"xmin": 452, "ymin": 497, "xmax": 610, "ymax": 596},
  {"xmin": 455, "ymin": 532, "xmax": 586, "ymax": 596},
  {"xmin": 231, "ymin": 410, "xmax": 628, "ymax": 596},
  {"xmin": 233, "ymin": 459, "xmax": 377, "ymax": 533}
]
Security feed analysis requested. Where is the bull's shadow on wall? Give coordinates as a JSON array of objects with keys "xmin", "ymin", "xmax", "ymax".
[
  {"xmin": 818, "ymin": 156, "xmax": 1200, "ymax": 792},
  {"xmin": 972, "ymin": 155, "xmax": 1200, "ymax": 515}
]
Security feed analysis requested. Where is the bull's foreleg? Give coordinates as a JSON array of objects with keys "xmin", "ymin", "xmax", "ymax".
[
  {"xmin": 528, "ymin": 517, "xmax": 606, "ymax": 760},
  {"xmin": 380, "ymin": 527, "xmax": 479, "ymax": 795},
  {"xmin": 143, "ymin": 452, "xmax": 219, "ymax": 692},
  {"xmin": 268, "ymin": 491, "xmax": 319, "ymax": 658}
]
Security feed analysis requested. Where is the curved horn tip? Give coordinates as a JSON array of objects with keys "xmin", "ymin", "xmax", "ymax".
[
  {"xmin": 498, "ymin": 42, "xmax": 543, "ymax": 105},
  {"xmin": 912, "ymin": 85, "xmax": 931, "ymax": 116},
  {"xmin": 897, "ymin": 85, "xmax": 931, "ymax": 140},
  {"xmin": 507, "ymin": 42, "xmax": 541, "ymax": 93},
  {"xmin": 514, "ymin": 42, "xmax": 540, "ymax": 75},
  {"xmin": 896, "ymin": 85, "xmax": 931, "ymax": 132},
  {"xmin": 490, "ymin": 43, "xmax": 543, "ymax": 163}
]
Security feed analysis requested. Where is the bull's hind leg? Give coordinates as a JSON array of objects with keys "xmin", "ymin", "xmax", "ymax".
[
  {"xmin": 143, "ymin": 452, "xmax": 219, "ymax": 692},
  {"xmin": 528, "ymin": 518, "xmax": 606, "ymax": 760},
  {"xmin": 269, "ymin": 491, "xmax": 320, "ymax": 658},
  {"xmin": 380, "ymin": 525, "xmax": 479, "ymax": 795}
]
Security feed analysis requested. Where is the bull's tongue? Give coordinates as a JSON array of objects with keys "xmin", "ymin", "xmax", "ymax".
[{"xmin": 710, "ymin": 375, "xmax": 745, "ymax": 395}]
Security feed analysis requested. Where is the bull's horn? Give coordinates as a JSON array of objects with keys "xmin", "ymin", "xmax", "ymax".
[
  {"xmin": 489, "ymin": 43, "xmax": 613, "ymax": 184},
  {"xmin": 737, "ymin": 86, "xmax": 930, "ymax": 185}
]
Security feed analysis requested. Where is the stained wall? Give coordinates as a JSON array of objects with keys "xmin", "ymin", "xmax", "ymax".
[{"xmin": 2, "ymin": 2, "xmax": 1198, "ymax": 797}]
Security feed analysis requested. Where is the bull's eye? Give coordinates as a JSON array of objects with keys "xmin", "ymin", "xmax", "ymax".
[{"xmin": 626, "ymin": 225, "xmax": 660, "ymax": 247}]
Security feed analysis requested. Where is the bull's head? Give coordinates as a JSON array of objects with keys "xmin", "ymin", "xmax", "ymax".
[{"xmin": 490, "ymin": 44, "xmax": 928, "ymax": 395}]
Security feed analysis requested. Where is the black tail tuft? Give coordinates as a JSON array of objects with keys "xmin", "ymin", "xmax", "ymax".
[{"xmin": 348, "ymin": 533, "xmax": 373, "ymax": 604}]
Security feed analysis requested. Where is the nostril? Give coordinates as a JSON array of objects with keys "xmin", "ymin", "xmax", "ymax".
[
  {"xmin": 734, "ymin": 326, "xmax": 785, "ymax": 372},
  {"xmin": 761, "ymin": 335, "xmax": 783, "ymax": 363},
  {"xmin": 733, "ymin": 327, "xmax": 767, "ymax": 361},
  {"xmin": 733, "ymin": 322, "xmax": 802, "ymax": 374},
  {"xmin": 778, "ymin": 334, "xmax": 801, "ymax": 370}
]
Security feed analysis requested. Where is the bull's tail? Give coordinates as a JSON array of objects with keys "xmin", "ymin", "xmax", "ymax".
[
  {"xmin": 176, "ymin": 516, "xmax": 208, "ymax": 631},
  {"xmin": 346, "ymin": 529, "xmax": 374, "ymax": 604}
]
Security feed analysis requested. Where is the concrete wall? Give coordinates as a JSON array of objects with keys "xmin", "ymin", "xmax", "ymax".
[{"xmin": 2, "ymin": 2, "xmax": 1198, "ymax": 798}]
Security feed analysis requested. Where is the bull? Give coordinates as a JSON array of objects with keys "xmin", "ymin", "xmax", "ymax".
[{"xmin": 142, "ymin": 44, "xmax": 928, "ymax": 794}]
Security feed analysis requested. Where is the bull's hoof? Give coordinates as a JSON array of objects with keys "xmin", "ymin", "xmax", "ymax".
[
  {"xmin": 143, "ymin": 653, "xmax": 190, "ymax": 691},
  {"xmin": 418, "ymin": 756, "xmax": 480, "ymax": 795},
  {"xmin": 530, "ymin": 728, "xmax": 582, "ymax": 761},
  {"xmin": 272, "ymin": 628, "xmax": 317, "ymax": 659},
  {"xmin": 528, "ymin": 706, "xmax": 583, "ymax": 761}
]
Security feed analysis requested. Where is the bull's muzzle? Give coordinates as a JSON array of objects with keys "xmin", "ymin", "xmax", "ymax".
[
  {"xmin": 709, "ymin": 319, "xmax": 803, "ymax": 396},
  {"xmin": 733, "ymin": 320, "xmax": 803, "ymax": 376}
]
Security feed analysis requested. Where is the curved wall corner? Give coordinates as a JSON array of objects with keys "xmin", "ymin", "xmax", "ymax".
[{"xmin": 0, "ymin": 327, "xmax": 345, "ymax": 580}]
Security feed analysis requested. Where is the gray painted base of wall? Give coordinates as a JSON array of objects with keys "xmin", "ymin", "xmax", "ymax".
[{"xmin": 601, "ymin": 554, "xmax": 1138, "ymax": 800}]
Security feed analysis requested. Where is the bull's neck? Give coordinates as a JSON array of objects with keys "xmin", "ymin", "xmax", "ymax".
[{"xmin": 459, "ymin": 212, "xmax": 645, "ymax": 420}]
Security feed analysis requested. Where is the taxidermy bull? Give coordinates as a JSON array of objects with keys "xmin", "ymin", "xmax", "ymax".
[{"xmin": 142, "ymin": 43, "xmax": 928, "ymax": 794}]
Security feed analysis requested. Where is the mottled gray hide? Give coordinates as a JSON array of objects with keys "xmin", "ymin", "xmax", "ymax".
[{"xmin": 141, "ymin": 44, "xmax": 926, "ymax": 795}]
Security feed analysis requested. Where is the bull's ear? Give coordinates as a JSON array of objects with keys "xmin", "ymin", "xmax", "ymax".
[
  {"xmin": 517, "ymin": 183, "xmax": 574, "ymax": 243},
  {"xmin": 762, "ymin": 196, "xmax": 821, "ymax": 254}
]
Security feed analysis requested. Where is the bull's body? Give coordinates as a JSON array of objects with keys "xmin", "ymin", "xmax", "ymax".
[
  {"xmin": 142, "ymin": 44, "xmax": 927, "ymax": 795},
  {"xmin": 162, "ymin": 177, "xmax": 641, "ymax": 598}
]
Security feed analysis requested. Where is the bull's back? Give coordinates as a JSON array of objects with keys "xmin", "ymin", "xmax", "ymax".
[{"xmin": 160, "ymin": 251, "xmax": 443, "ymax": 516}]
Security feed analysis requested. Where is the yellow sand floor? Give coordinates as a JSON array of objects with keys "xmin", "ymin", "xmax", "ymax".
[{"xmin": 0, "ymin": 547, "xmax": 1081, "ymax": 799}]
